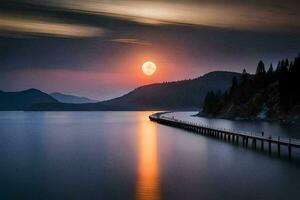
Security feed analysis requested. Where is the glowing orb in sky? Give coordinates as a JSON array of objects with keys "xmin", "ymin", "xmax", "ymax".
[{"xmin": 142, "ymin": 61, "xmax": 157, "ymax": 76}]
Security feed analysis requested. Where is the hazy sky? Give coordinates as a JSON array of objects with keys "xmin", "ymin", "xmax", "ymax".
[{"xmin": 1, "ymin": 0, "xmax": 300, "ymax": 100}]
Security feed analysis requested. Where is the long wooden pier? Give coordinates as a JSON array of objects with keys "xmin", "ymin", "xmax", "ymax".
[{"xmin": 149, "ymin": 112, "xmax": 300, "ymax": 160}]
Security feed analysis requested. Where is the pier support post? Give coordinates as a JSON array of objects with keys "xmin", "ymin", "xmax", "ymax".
[
  {"xmin": 261, "ymin": 140, "xmax": 264, "ymax": 150},
  {"xmin": 245, "ymin": 137, "xmax": 248, "ymax": 147},
  {"xmin": 253, "ymin": 139, "xmax": 257, "ymax": 149},
  {"xmin": 288, "ymin": 139, "xmax": 292, "ymax": 160},
  {"xmin": 277, "ymin": 137, "xmax": 281, "ymax": 157},
  {"xmin": 268, "ymin": 140, "xmax": 271, "ymax": 155}
]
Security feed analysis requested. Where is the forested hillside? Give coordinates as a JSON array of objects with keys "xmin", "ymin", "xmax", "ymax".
[{"xmin": 201, "ymin": 54, "xmax": 300, "ymax": 121}]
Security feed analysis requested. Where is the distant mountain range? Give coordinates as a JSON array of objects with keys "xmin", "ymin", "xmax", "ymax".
[
  {"xmin": 0, "ymin": 89, "xmax": 58, "ymax": 110},
  {"xmin": 29, "ymin": 71, "xmax": 241, "ymax": 111},
  {"xmin": 50, "ymin": 92, "xmax": 98, "ymax": 104},
  {"xmin": 0, "ymin": 71, "xmax": 241, "ymax": 111}
]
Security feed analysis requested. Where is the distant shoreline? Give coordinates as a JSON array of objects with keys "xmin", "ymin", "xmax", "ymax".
[{"xmin": 195, "ymin": 111, "xmax": 300, "ymax": 124}]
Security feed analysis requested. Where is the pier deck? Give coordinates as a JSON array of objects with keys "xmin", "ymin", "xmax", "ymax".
[{"xmin": 149, "ymin": 112, "xmax": 300, "ymax": 160}]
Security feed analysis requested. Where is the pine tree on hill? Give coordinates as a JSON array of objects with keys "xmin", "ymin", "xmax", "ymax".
[
  {"xmin": 256, "ymin": 60, "xmax": 266, "ymax": 75},
  {"xmin": 267, "ymin": 64, "xmax": 273, "ymax": 74}
]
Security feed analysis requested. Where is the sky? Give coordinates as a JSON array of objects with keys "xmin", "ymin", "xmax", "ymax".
[{"xmin": 0, "ymin": 0, "xmax": 300, "ymax": 100}]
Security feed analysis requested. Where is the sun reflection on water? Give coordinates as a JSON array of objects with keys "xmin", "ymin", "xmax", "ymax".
[{"xmin": 135, "ymin": 115, "xmax": 160, "ymax": 200}]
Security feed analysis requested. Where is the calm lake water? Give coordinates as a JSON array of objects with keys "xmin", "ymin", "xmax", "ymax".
[{"xmin": 1, "ymin": 111, "xmax": 300, "ymax": 200}]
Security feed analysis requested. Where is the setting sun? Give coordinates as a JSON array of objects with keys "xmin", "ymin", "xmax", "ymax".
[{"xmin": 142, "ymin": 61, "xmax": 156, "ymax": 76}]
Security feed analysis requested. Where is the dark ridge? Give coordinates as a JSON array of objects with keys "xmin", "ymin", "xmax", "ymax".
[
  {"xmin": 0, "ymin": 88, "xmax": 58, "ymax": 111},
  {"xmin": 29, "ymin": 71, "xmax": 241, "ymax": 111},
  {"xmin": 50, "ymin": 92, "xmax": 98, "ymax": 104}
]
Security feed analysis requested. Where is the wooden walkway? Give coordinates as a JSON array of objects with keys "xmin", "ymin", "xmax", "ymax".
[{"xmin": 149, "ymin": 112, "xmax": 300, "ymax": 160}]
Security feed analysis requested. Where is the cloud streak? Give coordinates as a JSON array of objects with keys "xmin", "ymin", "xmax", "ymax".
[
  {"xmin": 111, "ymin": 38, "xmax": 152, "ymax": 46},
  {"xmin": 0, "ymin": 14, "xmax": 106, "ymax": 38},
  {"xmin": 48, "ymin": 0, "xmax": 300, "ymax": 33},
  {"xmin": 1, "ymin": 0, "xmax": 300, "ymax": 37}
]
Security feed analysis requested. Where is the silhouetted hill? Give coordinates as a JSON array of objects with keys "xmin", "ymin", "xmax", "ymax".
[
  {"xmin": 98, "ymin": 71, "xmax": 241, "ymax": 110},
  {"xmin": 50, "ymin": 92, "xmax": 98, "ymax": 104},
  {"xmin": 30, "ymin": 71, "xmax": 241, "ymax": 111},
  {"xmin": 0, "ymin": 89, "xmax": 58, "ymax": 110}
]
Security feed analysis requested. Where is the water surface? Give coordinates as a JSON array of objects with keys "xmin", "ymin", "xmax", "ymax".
[{"xmin": 0, "ymin": 111, "xmax": 300, "ymax": 200}]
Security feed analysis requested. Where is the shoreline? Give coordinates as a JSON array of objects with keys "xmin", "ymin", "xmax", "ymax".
[{"xmin": 195, "ymin": 111, "xmax": 300, "ymax": 124}]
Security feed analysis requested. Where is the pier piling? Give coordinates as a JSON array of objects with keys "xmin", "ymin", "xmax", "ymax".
[
  {"xmin": 288, "ymin": 139, "xmax": 292, "ymax": 160},
  {"xmin": 253, "ymin": 139, "xmax": 257, "ymax": 149},
  {"xmin": 278, "ymin": 137, "xmax": 281, "ymax": 157}
]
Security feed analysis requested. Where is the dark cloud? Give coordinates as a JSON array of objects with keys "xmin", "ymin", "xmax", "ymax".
[
  {"xmin": 1, "ymin": 24, "xmax": 299, "ymax": 73},
  {"xmin": 1, "ymin": 0, "xmax": 300, "ymax": 34}
]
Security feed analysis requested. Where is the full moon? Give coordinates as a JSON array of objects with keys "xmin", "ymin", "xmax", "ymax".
[{"xmin": 142, "ymin": 61, "xmax": 156, "ymax": 76}]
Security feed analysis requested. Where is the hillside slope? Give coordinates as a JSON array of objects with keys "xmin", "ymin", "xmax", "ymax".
[
  {"xmin": 30, "ymin": 71, "xmax": 241, "ymax": 111},
  {"xmin": 204, "ymin": 82, "xmax": 300, "ymax": 121},
  {"xmin": 50, "ymin": 92, "xmax": 97, "ymax": 104},
  {"xmin": 99, "ymin": 71, "xmax": 241, "ymax": 110},
  {"xmin": 0, "ymin": 89, "xmax": 58, "ymax": 110},
  {"xmin": 200, "ymin": 55, "xmax": 300, "ymax": 122}
]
